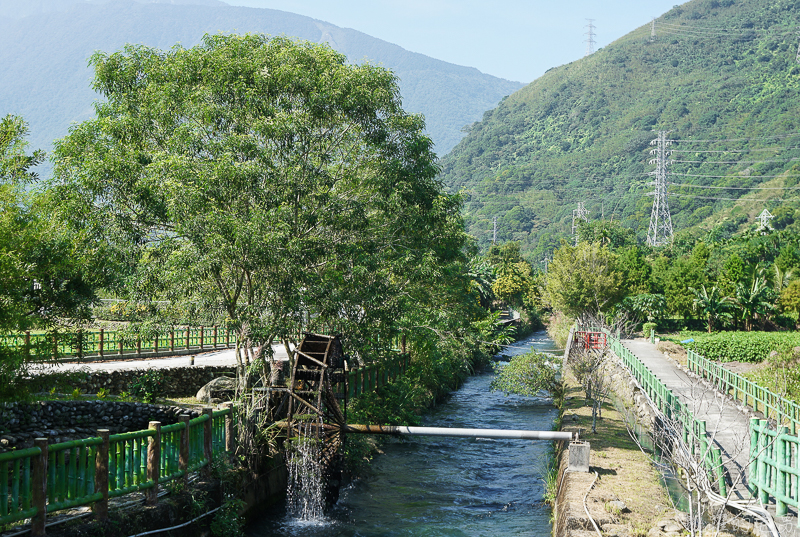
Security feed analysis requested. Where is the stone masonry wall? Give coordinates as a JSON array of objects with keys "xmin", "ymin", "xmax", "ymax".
[
  {"xmin": 0, "ymin": 401, "xmax": 203, "ymax": 451},
  {"xmin": 30, "ymin": 365, "xmax": 236, "ymax": 397}
]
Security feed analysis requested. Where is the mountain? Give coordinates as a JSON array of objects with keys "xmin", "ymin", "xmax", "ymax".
[
  {"xmin": 0, "ymin": 0, "xmax": 523, "ymax": 161},
  {"xmin": 439, "ymin": 0, "xmax": 800, "ymax": 263}
]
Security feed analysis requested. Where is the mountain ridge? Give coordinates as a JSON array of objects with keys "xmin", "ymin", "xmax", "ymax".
[
  {"xmin": 0, "ymin": 1, "xmax": 523, "ymax": 159},
  {"xmin": 439, "ymin": 0, "xmax": 800, "ymax": 263}
]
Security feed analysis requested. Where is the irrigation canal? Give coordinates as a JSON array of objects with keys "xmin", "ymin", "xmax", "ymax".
[{"xmin": 247, "ymin": 330, "xmax": 563, "ymax": 536}]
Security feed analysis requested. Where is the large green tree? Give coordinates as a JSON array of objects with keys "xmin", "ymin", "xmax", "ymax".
[
  {"xmin": 545, "ymin": 241, "xmax": 621, "ymax": 317},
  {"xmin": 51, "ymin": 34, "xmax": 466, "ymax": 382},
  {"xmin": 1, "ymin": 115, "xmax": 109, "ymax": 399}
]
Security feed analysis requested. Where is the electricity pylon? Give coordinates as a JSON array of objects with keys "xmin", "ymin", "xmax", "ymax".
[
  {"xmin": 585, "ymin": 19, "xmax": 596, "ymax": 56},
  {"xmin": 646, "ymin": 131, "xmax": 674, "ymax": 247},
  {"xmin": 572, "ymin": 202, "xmax": 589, "ymax": 245}
]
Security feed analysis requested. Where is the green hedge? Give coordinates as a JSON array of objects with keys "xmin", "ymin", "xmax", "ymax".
[{"xmin": 668, "ymin": 331, "xmax": 800, "ymax": 363}]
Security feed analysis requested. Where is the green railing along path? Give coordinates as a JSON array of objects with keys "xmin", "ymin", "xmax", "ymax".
[
  {"xmin": 687, "ymin": 348, "xmax": 800, "ymax": 522},
  {"xmin": 599, "ymin": 333, "xmax": 733, "ymax": 497},
  {"xmin": 0, "ymin": 326, "xmax": 236, "ymax": 362},
  {"xmin": 0, "ymin": 407, "xmax": 233, "ymax": 536}
]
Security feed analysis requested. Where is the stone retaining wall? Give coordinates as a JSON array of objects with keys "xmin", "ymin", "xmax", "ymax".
[
  {"xmin": 0, "ymin": 400, "xmax": 203, "ymax": 450},
  {"xmin": 30, "ymin": 365, "xmax": 236, "ymax": 397}
]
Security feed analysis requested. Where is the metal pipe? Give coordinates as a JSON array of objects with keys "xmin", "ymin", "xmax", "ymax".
[{"xmin": 343, "ymin": 424, "xmax": 575, "ymax": 441}]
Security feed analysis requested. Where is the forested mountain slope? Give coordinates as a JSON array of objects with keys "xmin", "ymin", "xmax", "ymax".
[
  {"xmin": 440, "ymin": 0, "xmax": 800, "ymax": 263},
  {"xmin": 0, "ymin": 0, "xmax": 522, "ymax": 158}
]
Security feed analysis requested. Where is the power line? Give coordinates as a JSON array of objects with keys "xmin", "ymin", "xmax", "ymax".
[
  {"xmin": 667, "ymin": 133, "xmax": 800, "ymax": 143},
  {"xmin": 670, "ymin": 172, "xmax": 800, "ymax": 179},
  {"xmin": 671, "ymin": 158, "xmax": 800, "ymax": 164},
  {"xmin": 668, "ymin": 182, "xmax": 800, "ymax": 190},
  {"xmin": 669, "ymin": 193, "xmax": 792, "ymax": 202}
]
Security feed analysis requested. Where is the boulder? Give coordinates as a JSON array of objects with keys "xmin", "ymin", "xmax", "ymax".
[{"xmin": 195, "ymin": 376, "xmax": 236, "ymax": 403}]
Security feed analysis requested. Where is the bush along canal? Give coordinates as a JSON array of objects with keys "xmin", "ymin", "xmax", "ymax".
[{"xmin": 247, "ymin": 331, "xmax": 562, "ymax": 536}]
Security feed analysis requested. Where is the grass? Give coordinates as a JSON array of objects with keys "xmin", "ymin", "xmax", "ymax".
[{"xmin": 559, "ymin": 371, "xmax": 672, "ymax": 534}]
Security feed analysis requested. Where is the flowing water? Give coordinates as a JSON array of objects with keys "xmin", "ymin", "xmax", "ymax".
[{"xmin": 248, "ymin": 330, "xmax": 561, "ymax": 537}]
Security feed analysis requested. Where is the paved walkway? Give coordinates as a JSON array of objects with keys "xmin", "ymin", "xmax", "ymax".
[
  {"xmin": 622, "ymin": 339, "xmax": 754, "ymax": 497},
  {"xmin": 32, "ymin": 344, "xmax": 291, "ymax": 373},
  {"xmin": 621, "ymin": 339, "xmax": 800, "ymax": 536}
]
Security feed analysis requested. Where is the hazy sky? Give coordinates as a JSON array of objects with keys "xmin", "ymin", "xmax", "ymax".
[{"xmin": 222, "ymin": 0, "xmax": 685, "ymax": 82}]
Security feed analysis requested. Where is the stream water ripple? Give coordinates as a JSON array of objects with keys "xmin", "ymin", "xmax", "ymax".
[{"xmin": 247, "ymin": 330, "xmax": 561, "ymax": 537}]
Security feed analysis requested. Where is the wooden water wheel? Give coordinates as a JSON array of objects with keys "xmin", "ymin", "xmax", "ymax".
[{"xmin": 269, "ymin": 333, "xmax": 348, "ymax": 505}]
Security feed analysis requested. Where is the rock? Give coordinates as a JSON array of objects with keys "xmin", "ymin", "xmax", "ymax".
[
  {"xmin": 195, "ymin": 376, "xmax": 237, "ymax": 403},
  {"xmin": 647, "ymin": 528, "xmax": 664, "ymax": 537},
  {"xmin": 602, "ymin": 524, "xmax": 631, "ymax": 537},
  {"xmin": 608, "ymin": 499, "xmax": 627, "ymax": 512},
  {"xmin": 662, "ymin": 522, "xmax": 683, "ymax": 533}
]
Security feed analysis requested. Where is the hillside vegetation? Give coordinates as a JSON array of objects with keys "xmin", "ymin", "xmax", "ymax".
[
  {"xmin": 440, "ymin": 0, "xmax": 800, "ymax": 263},
  {"xmin": 0, "ymin": 0, "xmax": 522, "ymax": 158}
]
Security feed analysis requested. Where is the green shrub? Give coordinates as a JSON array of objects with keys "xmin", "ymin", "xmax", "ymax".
[
  {"xmin": 642, "ymin": 322, "xmax": 657, "ymax": 337},
  {"xmin": 128, "ymin": 370, "xmax": 166, "ymax": 403},
  {"xmin": 674, "ymin": 331, "xmax": 800, "ymax": 363}
]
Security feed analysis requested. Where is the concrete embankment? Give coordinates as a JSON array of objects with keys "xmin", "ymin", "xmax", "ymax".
[{"xmin": 552, "ymin": 341, "xmax": 679, "ymax": 537}]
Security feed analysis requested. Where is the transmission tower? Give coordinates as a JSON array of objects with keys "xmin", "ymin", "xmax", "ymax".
[
  {"xmin": 757, "ymin": 209, "xmax": 774, "ymax": 231},
  {"xmin": 572, "ymin": 202, "xmax": 589, "ymax": 244},
  {"xmin": 796, "ymin": 31, "xmax": 800, "ymax": 63},
  {"xmin": 584, "ymin": 19, "xmax": 597, "ymax": 56},
  {"xmin": 492, "ymin": 216, "xmax": 498, "ymax": 244},
  {"xmin": 646, "ymin": 131, "xmax": 674, "ymax": 247},
  {"xmin": 650, "ymin": 17, "xmax": 657, "ymax": 42}
]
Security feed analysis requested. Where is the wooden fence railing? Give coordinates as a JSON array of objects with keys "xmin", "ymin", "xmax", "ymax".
[{"xmin": 0, "ymin": 407, "xmax": 232, "ymax": 535}]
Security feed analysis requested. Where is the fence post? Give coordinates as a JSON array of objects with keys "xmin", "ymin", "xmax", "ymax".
[
  {"xmin": 213, "ymin": 326, "xmax": 218, "ymax": 348},
  {"xmin": 99, "ymin": 328, "xmax": 104, "ymax": 358},
  {"xmin": 146, "ymin": 422, "xmax": 161, "ymax": 505},
  {"xmin": 203, "ymin": 408, "xmax": 213, "ymax": 478},
  {"xmin": 186, "ymin": 326, "xmax": 190, "ymax": 350},
  {"xmin": 179, "ymin": 415, "xmax": 190, "ymax": 485},
  {"xmin": 777, "ymin": 426, "xmax": 788, "ymax": 516},
  {"xmin": 32, "ymin": 438, "xmax": 48, "ymax": 537},
  {"xmin": 94, "ymin": 430, "xmax": 109, "ymax": 521},
  {"xmin": 118, "ymin": 337, "xmax": 123, "ymax": 356},
  {"xmin": 222, "ymin": 403, "xmax": 235, "ymax": 453},
  {"xmin": 757, "ymin": 419, "xmax": 769, "ymax": 504},
  {"xmin": 200, "ymin": 327, "xmax": 205, "ymax": 350}
]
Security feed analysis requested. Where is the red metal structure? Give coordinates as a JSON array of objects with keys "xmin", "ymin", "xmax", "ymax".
[{"xmin": 574, "ymin": 331, "xmax": 606, "ymax": 350}]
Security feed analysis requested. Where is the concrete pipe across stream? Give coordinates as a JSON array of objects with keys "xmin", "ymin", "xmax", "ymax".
[{"xmin": 344, "ymin": 424, "xmax": 576, "ymax": 440}]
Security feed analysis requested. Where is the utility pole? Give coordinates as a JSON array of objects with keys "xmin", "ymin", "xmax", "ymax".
[
  {"xmin": 584, "ymin": 19, "xmax": 596, "ymax": 56},
  {"xmin": 646, "ymin": 131, "xmax": 674, "ymax": 247},
  {"xmin": 492, "ymin": 216, "xmax": 498, "ymax": 244},
  {"xmin": 650, "ymin": 17, "xmax": 657, "ymax": 42},
  {"xmin": 572, "ymin": 202, "xmax": 589, "ymax": 245}
]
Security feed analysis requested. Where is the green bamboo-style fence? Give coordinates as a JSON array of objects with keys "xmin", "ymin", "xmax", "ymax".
[
  {"xmin": 687, "ymin": 347, "xmax": 800, "ymax": 522},
  {"xmin": 688, "ymin": 349, "xmax": 800, "ymax": 434},
  {"xmin": 588, "ymin": 327, "xmax": 728, "ymax": 497},
  {"xmin": 749, "ymin": 419, "xmax": 800, "ymax": 519},
  {"xmin": 0, "ymin": 326, "xmax": 236, "ymax": 362},
  {"xmin": 341, "ymin": 353, "xmax": 411, "ymax": 400},
  {"xmin": 0, "ymin": 407, "xmax": 232, "ymax": 535}
]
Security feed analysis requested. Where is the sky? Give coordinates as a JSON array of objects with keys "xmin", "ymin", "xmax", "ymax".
[{"xmin": 221, "ymin": 0, "xmax": 686, "ymax": 82}]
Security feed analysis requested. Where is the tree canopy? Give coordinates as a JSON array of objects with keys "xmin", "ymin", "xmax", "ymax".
[{"xmin": 50, "ymin": 34, "xmax": 467, "ymax": 377}]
